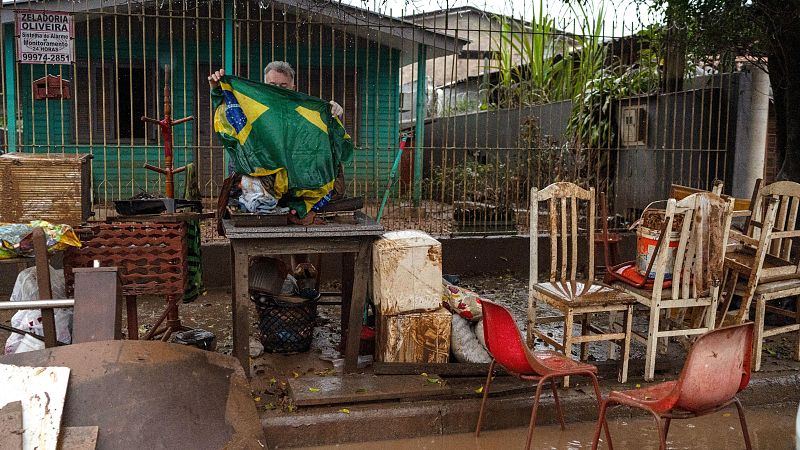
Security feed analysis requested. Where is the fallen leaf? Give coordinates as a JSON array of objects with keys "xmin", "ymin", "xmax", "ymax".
[
  {"xmin": 269, "ymin": 378, "xmax": 277, "ymax": 385},
  {"xmin": 308, "ymin": 387, "xmax": 320, "ymax": 392},
  {"xmin": 292, "ymin": 371, "xmax": 300, "ymax": 378},
  {"xmin": 338, "ymin": 408, "xmax": 350, "ymax": 414},
  {"xmin": 635, "ymin": 384, "xmax": 641, "ymax": 389},
  {"xmin": 474, "ymin": 386, "xmax": 484, "ymax": 394},
  {"xmin": 287, "ymin": 404, "xmax": 296, "ymax": 413},
  {"xmin": 265, "ymin": 403, "xmax": 276, "ymax": 410},
  {"xmin": 355, "ymin": 388, "xmax": 368, "ymax": 394},
  {"xmin": 722, "ymin": 413, "xmax": 731, "ymax": 417},
  {"xmin": 426, "ymin": 377, "xmax": 441, "ymax": 384},
  {"xmin": 420, "ymin": 372, "xmax": 428, "ymax": 377},
  {"xmin": 254, "ymin": 396, "xmax": 262, "ymax": 402}
]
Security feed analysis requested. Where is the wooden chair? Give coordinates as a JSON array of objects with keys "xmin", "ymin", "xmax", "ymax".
[
  {"xmin": 591, "ymin": 323, "xmax": 754, "ymax": 450},
  {"xmin": 610, "ymin": 192, "xmax": 735, "ymax": 381},
  {"xmin": 529, "ymin": 182, "xmax": 637, "ymax": 384},
  {"xmin": 725, "ymin": 181, "xmax": 800, "ymax": 371}
]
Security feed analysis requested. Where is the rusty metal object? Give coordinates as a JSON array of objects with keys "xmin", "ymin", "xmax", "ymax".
[
  {"xmin": 0, "ymin": 341, "xmax": 266, "ymax": 450},
  {"xmin": 141, "ymin": 65, "xmax": 194, "ymax": 199},
  {"xmin": 64, "ymin": 222, "xmax": 188, "ymax": 340},
  {"xmin": 0, "ymin": 153, "xmax": 92, "ymax": 226},
  {"xmin": 72, "ymin": 267, "xmax": 123, "ymax": 343}
]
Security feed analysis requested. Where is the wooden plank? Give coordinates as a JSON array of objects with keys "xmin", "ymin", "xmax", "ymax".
[
  {"xmin": 374, "ymin": 362, "xmax": 509, "ymax": 377},
  {"xmin": 0, "ymin": 401, "xmax": 22, "ymax": 450},
  {"xmin": 0, "ymin": 364, "xmax": 70, "ymax": 450},
  {"xmin": 289, "ymin": 374, "xmax": 450, "ymax": 406},
  {"xmin": 72, "ymin": 268, "xmax": 123, "ymax": 344},
  {"xmin": 58, "ymin": 427, "xmax": 98, "ymax": 450}
]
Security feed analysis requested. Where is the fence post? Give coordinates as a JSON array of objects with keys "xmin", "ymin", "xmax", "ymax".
[
  {"xmin": 223, "ymin": 0, "xmax": 234, "ymax": 173},
  {"xmin": 413, "ymin": 44, "xmax": 427, "ymax": 206},
  {"xmin": 3, "ymin": 24, "xmax": 17, "ymax": 153}
]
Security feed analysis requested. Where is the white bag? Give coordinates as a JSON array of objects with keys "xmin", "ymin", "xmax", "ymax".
[
  {"xmin": 450, "ymin": 314, "xmax": 491, "ymax": 363},
  {"xmin": 4, "ymin": 266, "xmax": 73, "ymax": 354}
]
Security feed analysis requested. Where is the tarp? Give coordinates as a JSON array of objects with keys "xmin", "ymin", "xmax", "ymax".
[{"xmin": 212, "ymin": 75, "xmax": 353, "ymax": 217}]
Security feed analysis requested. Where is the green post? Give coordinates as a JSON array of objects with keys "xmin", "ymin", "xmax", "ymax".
[
  {"xmin": 223, "ymin": 0, "xmax": 234, "ymax": 172},
  {"xmin": 4, "ymin": 25, "xmax": 17, "ymax": 153},
  {"xmin": 413, "ymin": 44, "xmax": 427, "ymax": 206}
]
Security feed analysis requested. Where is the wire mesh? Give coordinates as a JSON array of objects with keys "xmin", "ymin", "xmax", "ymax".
[{"xmin": 0, "ymin": 0, "xmax": 745, "ymax": 239}]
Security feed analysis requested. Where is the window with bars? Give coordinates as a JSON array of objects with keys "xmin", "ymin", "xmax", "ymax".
[{"xmin": 73, "ymin": 64, "xmax": 158, "ymax": 144}]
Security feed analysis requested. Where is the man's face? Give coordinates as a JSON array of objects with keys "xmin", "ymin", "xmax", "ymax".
[{"xmin": 265, "ymin": 70, "xmax": 295, "ymax": 90}]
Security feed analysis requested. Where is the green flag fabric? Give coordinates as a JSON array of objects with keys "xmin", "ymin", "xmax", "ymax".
[{"xmin": 212, "ymin": 75, "xmax": 353, "ymax": 217}]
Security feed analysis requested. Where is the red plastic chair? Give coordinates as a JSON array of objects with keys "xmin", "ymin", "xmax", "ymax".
[
  {"xmin": 475, "ymin": 299, "xmax": 610, "ymax": 450},
  {"xmin": 591, "ymin": 322, "xmax": 754, "ymax": 450}
]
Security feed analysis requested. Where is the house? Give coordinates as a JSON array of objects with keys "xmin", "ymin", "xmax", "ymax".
[
  {"xmin": 0, "ymin": 0, "xmax": 464, "ymax": 200},
  {"xmin": 399, "ymin": 6, "xmax": 577, "ymax": 126}
]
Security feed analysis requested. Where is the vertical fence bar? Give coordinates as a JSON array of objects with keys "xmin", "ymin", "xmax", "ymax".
[
  {"xmin": 3, "ymin": 24, "xmax": 16, "ymax": 153},
  {"xmin": 413, "ymin": 43, "xmax": 426, "ymax": 207}
]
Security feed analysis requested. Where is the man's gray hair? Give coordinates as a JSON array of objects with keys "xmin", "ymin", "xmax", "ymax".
[{"xmin": 263, "ymin": 61, "xmax": 295, "ymax": 83}]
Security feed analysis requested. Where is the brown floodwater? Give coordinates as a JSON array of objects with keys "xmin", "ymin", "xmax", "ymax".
[{"xmin": 298, "ymin": 403, "xmax": 797, "ymax": 450}]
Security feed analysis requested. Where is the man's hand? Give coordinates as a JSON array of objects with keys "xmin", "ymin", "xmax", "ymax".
[
  {"xmin": 208, "ymin": 68, "xmax": 225, "ymax": 89},
  {"xmin": 329, "ymin": 100, "xmax": 343, "ymax": 117}
]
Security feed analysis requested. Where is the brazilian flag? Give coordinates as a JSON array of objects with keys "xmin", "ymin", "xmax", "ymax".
[{"xmin": 212, "ymin": 75, "xmax": 353, "ymax": 217}]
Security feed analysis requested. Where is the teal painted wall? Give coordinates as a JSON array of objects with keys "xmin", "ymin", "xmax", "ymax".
[{"xmin": 16, "ymin": 27, "xmax": 400, "ymax": 201}]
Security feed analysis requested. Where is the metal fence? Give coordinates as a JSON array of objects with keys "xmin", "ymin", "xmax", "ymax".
[{"xmin": 0, "ymin": 0, "xmax": 741, "ymax": 238}]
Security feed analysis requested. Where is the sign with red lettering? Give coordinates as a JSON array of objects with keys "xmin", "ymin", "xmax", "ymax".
[{"xmin": 15, "ymin": 10, "xmax": 74, "ymax": 65}]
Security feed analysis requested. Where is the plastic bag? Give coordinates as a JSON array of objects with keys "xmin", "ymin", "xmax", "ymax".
[
  {"xmin": 3, "ymin": 266, "xmax": 73, "ymax": 354},
  {"xmin": 450, "ymin": 314, "xmax": 491, "ymax": 363}
]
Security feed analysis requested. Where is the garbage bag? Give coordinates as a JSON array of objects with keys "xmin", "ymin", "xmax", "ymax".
[
  {"xmin": 3, "ymin": 266, "xmax": 72, "ymax": 354},
  {"xmin": 450, "ymin": 314, "xmax": 491, "ymax": 363}
]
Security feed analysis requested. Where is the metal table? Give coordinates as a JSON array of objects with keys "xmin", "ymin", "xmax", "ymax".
[{"xmin": 224, "ymin": 212, "xmax": 383, "ymax": 375}]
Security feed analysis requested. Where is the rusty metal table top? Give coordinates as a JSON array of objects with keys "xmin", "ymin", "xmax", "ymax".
[
  {"xmin": 223, "ymin": 211, "xmax": 384, "ymax": 239},
  {"xmin": 0, "ymin": 340, "xmax": 266, "ymax": 449}
]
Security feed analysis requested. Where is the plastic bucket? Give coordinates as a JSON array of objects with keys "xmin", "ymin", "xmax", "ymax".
[{"xmin": 636, "ymin": 226, "xmax": 680, "ymax": 279}]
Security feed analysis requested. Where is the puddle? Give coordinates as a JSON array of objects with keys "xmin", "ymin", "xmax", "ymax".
[{"xmin": 298, "ymin": 403, "xmax": 798, "ymax": 449}]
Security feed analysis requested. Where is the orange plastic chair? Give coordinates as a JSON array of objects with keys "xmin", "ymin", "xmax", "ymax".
[
  {"xmin": 475, "ymin": 299, "xmax": 610, "ymax": 450},
  {"xmin": 591, "ymin": 322, "xmax": 754, "ymax": 450}
]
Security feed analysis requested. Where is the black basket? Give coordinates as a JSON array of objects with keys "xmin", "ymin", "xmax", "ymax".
[{"xmin": 257, "ymin": 295, "xmax": 317, "ymax": 353}]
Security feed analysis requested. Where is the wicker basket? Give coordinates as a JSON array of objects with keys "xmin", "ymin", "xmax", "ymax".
[{"xmin": 256, "ymin": 295, "xmax": 317, "ymax": 353}]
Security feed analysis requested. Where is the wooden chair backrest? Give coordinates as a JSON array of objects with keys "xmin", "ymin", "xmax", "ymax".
[
  {"xmin": 650, "ymin": 192, "xmax": 734, "ymax": 301},
  {"xmin": 751, "ymin": 181, "xmax": 800, "ymax": 267},
  {"xmin": 670, "ymin": 180, "xmax": 754, "ymax": 216},
  {"xmin": 530, "ymin": 182, "xmax": 595, "ymax": 285}
]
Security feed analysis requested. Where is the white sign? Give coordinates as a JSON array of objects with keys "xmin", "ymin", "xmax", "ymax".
[{"xmin": 16, "ymin": 11, "xmax": 74, "ymax": 65}]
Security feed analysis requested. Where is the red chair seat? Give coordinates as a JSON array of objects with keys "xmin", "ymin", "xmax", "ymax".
[
  {"xmin": 535, "ymin": 350, "xmax": 599, "ymax": 374},
  {"xmin": 604, "ymin": 262, "xmax": 672, "ymax": 289},
  {"xmin": 607, "ymin": 381, "xmax": 678, "ymax": 414}
]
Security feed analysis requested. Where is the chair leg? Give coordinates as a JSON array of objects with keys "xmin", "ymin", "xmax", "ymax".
[
  {"xmin": 607, "ymin": 311, "xmax": 619, "ymax": 360},
  {"xmin": 647, "ymin": 411, "xmax": 667, "ymax": 450},
  {"xmin": 587, "ymin": 372, "xmax": 613, "ymax": 447},
  {"xmin": 550, "ymin": 378, "xmax": 565, "ymax": 431},
  {"xmin": 663, "ymin": 417, "xmax": 671, "ymax": 441},
  {"xmin": 754, "ymin": 296, "xmax": 766, "ymax": 371},
  {"xmin": 580, "ymin": 313, "xmax": 590, "ymax": 361},
  {"xmin": 525, "ymin": 376, "xmax": 549, "ymax": 450},
  {"xmin": 795, "ymin": 296, "xmax": 800, "ymax": 362},
  {"xmin": 733, "ymin": 398, "xmax": 753, "ymax": 450},
  {"xmin": 563, "ymin": 312, "xmax": 574, "ymax": 387},
  {"xmin": 591, "ymin": 400, "xmax": 613, "ymax": 450},
  {"xmin": 644, "ymin": 306, "xmax": 661, "ymax": 381},
  {"xmin": 618, "ymin": 305, "xmax": 633, "ymax": 384},
  {"xmin": 475, "ymin": 359, "xmax": 496, "ymax": 437}
]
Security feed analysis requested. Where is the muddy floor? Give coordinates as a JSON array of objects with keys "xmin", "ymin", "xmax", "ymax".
[{"xmin": 294, "ymin": 402, "xmax": 798, "ymax": 450}]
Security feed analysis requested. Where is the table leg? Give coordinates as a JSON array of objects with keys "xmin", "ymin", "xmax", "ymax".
[
  {"xmin": 126, "ymin": 295, "xmax": 138, "ymax": 340},
  {"xmin": 344, "ymin": 240, "xmax": 371, "ymax": 373},
  {"xmin": 232, "ymin": 244, "xmax": 251, "ymax": 376},
  {"xmin": 340, "ymin": 252, "xmax": 355, "ymax": 350}
]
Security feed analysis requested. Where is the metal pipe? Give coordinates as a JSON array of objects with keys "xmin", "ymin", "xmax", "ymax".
[{"xmin": 0, "ymin": 299, "xmax": 75, "ymax": 310}]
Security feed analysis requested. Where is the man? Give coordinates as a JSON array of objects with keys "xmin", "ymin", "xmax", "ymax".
[
  {"xmin": 210, "ymin": 62, "xmax": 344, "ymax": 277},
  {"xmin": 208, "ymin": 62, "xmax": 343, "ymax": 115}
]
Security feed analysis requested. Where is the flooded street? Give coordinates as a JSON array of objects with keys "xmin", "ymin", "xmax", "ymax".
[{"xmin": 298, "ymin": 402, "xmax": 797, "ymax": 450}]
